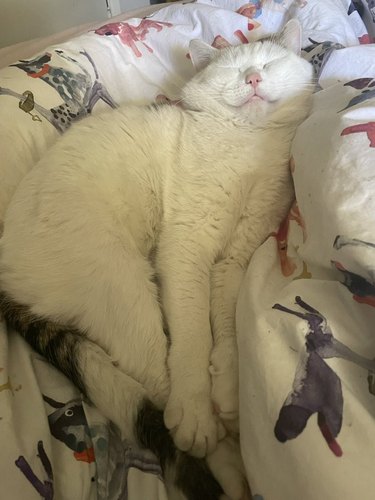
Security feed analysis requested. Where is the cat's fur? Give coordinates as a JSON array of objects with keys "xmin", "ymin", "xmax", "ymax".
[{"xmin": 0, "ymin": 20, "xmax": 313, "ymax": 499}]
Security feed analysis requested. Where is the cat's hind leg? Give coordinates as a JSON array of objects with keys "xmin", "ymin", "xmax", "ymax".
[
  {"xmin": 1, "ymin": 196, "xmax": 169, "ymax": 409},
  {"xmin": 0, "ymin": 292, "xmax": 230, "ymax": 500},
  {"xmin": 207, "ymin": 436, "xmax": 251, "ymax": 500},
  {"xmin": 210, "ymin": 182, "xmax": 293, "ymax": 432},
  {"xmin": 210, "ymin": 258, "xmax": 243, "ymax": 432},
  {"xmin": 67, "ymin": 236, "xmax": 170, "ymax": 410}
]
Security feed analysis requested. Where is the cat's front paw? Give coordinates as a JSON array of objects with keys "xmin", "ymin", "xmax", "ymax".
[
  {"xmin": 210, "ymin": 337, "xmax": 239, "ymax": 432},
  {"xmin": 164, "ymin": 391, "xmax": 226, "ymax": 457}
]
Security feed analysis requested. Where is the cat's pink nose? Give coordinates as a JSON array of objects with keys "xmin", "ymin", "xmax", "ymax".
[{"xmin": 246, "ymin": 72, "xmax": 262, "ymax": 88}]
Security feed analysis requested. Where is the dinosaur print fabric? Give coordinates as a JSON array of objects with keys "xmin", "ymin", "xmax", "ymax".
[
  {"xmin": 237, "ymin": 2, "xmax": 375, "ymax": 499},
  {"xmin": 0, "ymin": 1, "xmax": 374, "ymax": 500}
]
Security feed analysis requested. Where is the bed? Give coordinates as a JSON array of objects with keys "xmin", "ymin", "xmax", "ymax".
[{"xmin": 0, "ymin": 1, "xmax": 374, "ymax": 499}]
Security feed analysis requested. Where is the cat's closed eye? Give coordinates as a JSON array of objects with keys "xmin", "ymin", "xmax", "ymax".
[
  {"xmin": 263, "ymin": 55, "xmax": 289, "ymax": 70},
  {"xmin": 239, "ymin": 65, "xmax": 264, "ymax": 73}
]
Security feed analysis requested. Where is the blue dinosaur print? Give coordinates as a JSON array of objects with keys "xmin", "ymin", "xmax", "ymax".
[
  {"xmin": 92, "ymin": 427, "xmax": 162, "ymax": 500},
  {"xmin": 42, "ymin": 395, "xmax": 163, "ymax": 499},
  {"xmin": 332, "ymin": 261, "xmax": 375, "ymax": 307},
  {"xmin": 43, "ymin": 395, "xmax": 95, "ymax": 463},
  {"xmin": 303, "ymin": 38, "xmax": 344, "ymax": 80},
  {"xmin": 0, "ymin": 50, "xmax": 116, "ymax": 132},
  {"xmin": 333, "ymin": 235, "xmax": 375, "ymax": 307}
]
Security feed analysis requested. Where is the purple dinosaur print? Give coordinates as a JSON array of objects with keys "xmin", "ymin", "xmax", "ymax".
[
  {"xmin": 340, "ymin": 78, "xmax": 375, "ymax": 111},
  {"xmin": 365, "ymin": 0, "xmax": 375, "ymax": 21},
  {"xmin": 15, "ymin": 441, "xmax": 54, "ymax": 500},
  {"xmin": 273, "ymin": 296, "xmax": 375, "ymax": 456},
  {"xmin": 348, "ymin": 0, "xmax": 364, "ymax": 16},
  {"xmin": 334, "ymin": 235, "xmax": 375, "ymax": 251}
]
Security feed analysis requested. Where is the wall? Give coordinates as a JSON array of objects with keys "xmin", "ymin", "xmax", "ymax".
[
  {"xmin": 109, "ymin": 0, "xmax": 150, "ymax": 16},
  {"xmin": 1, "ymin": 0, "xmax": 110, "ymax": 49}
]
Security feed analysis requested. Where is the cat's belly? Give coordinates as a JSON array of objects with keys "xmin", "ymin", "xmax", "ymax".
[{"xmin": 0, "ymin": 157, "xmax": 161, "ymax": 316}]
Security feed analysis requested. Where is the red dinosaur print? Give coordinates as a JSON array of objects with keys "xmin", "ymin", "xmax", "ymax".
[
  {"xmin": 289, "ymin": 201, "xmax": 307, "ymax": 242},
  {"xmin": 358, "ymin": 34, "xmax": 375, "ymax": 44},
  {"xmin": 212, "ymin": 31, "xmax": 249, "ymax": 47},
  {"xmin": 234, "ymin": 30, "xmax": 249, "ymax": 44},
  {"xmin": 272, "ymin": 214, "xmax": 297, "ymax": 276},
  {"xmin": 186, "ymin": 32, "xmax": 250, "ymax": 60},
  {"xmin": 237, "ymin": 2, "xmax": 262, "ymax": 19},
  {"xmin": 95, "ymin": 19, "xmax": 172, "ymax": 57},
  {"xmin": 74, "ymin": 447, "xmax": 95, "ymax": 464},
  {"xmin": 236, "ymin": 3, "xmax": 262, "ymax": 31},
  {"xmin": 272, "ymin": 200, "xmax": 308, "ymax": 277},
  {"xmin": 212, "ymin": 35, "xmax": 231, "ymax": 49},
  {"xmin": 341, "ymin": 122, "xmax": 375, "ymax": 147}
]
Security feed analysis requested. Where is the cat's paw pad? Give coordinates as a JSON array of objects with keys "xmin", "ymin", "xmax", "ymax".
[
  {"xmin": 207, "ymin": 436, "xmax": 250, "ymax": 500},
  {"xmin": 164, "ymin": 393, "xmax": 226, "ymax": 457},
  {"xmin": 210, "ymin": 339, "xmax": 239, "ymax": 426}
]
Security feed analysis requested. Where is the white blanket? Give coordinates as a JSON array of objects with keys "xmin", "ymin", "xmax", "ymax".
[
  {"xmin": 237, "ymin": 3, "xmax": 375, "ymax": 500},
  {"xmin": 0, "ymin": 1, "xmax": 374, "ymax": 499}
]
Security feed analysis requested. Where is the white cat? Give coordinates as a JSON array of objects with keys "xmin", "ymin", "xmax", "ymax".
[{"xmin": 0, "ymin": 20, "xmax": 313, "ymax": 499}]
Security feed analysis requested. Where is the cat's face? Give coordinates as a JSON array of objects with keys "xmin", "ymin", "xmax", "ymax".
[{"xmin": 184, "ymin": 20, "xmax": 314, "ymax": 125}]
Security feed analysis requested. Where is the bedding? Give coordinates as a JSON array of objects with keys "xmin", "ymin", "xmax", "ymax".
[{"xmin": 0, "ymin": 1, "xmax": 374, "ymax": 499}]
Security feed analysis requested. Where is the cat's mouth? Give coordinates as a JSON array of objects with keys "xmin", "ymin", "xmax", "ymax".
[
  {"xmin": 247, "ymin": 95, "xmax": 264, "ymax": 102},
  {"xmin": 245, "ymin": 92, "xmax": 266, "ymax": 104},
  {"xmin": 227, "ymin": 92, "xmax": 270, "ymax": 109}
]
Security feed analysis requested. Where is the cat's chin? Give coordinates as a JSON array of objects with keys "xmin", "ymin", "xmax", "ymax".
[
  {"xmin": 241, "ymin": 95, "xmax": 271, "ymax": 113},
  {"xmin": 223, "ymin": 97, "xmax": 270, "ymax": 122},
  {"xmin": 231, "ymin": 95, "xmax": 268, "ymax": 108},
  {"xmin": 240, "ymin": 99, "xmax": 271, "ymax": 122}
]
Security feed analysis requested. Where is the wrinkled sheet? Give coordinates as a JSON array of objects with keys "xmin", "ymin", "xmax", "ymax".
[
  {"xmin": 0, "ymin": 1, "xmax": 374, "ymax": 499},
  {"xmin": 237, "ymin": 2, "xmax": 375, "ymax": 500}
]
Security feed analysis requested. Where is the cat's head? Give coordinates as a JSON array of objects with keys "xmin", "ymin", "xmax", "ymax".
[{"xmin": 182, "ymin": 20, "xmax": 314, "ymax": 126}]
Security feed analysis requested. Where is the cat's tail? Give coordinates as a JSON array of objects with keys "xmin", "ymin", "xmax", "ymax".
[{"xmin": 0, "ymin": 291, "xmax": 226, "ymax": 500}]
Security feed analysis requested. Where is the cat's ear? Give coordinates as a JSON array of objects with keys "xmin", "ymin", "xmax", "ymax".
[
  {"xmin": 278, "ymin": 19, "xmax": 302, "ymax": 55},
  {"xmin": 189, "ymin": 39, "xmax": 218, "ymax": 71}
]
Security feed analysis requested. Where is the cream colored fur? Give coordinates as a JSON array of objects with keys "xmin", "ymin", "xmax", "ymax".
[{"xmin": 0, "ymin": 20, "xmax": 313, "ymax": 498}]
